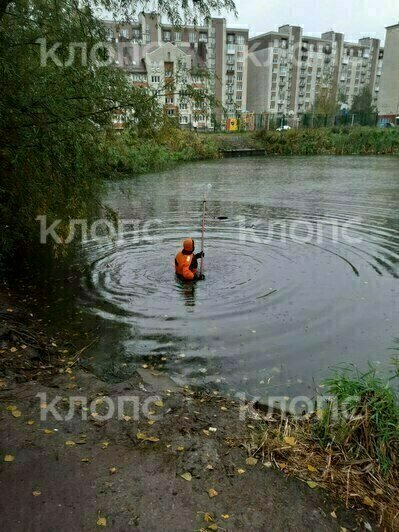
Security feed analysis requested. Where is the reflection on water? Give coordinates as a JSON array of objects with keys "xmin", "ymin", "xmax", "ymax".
[{"xmin": 28, "ymin": 157, "xmax": 399, "ymax": 397}]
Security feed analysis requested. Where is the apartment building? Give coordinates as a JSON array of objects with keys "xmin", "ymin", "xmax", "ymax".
[
  {"xmin": 378, "ymin": 23, "xmax": 399, "ymax": 120},
  {"xmin": 247, "ymin": 25, "xmax": 382, "ymax": 117},
  {"xmin": 104, "ymin": 13, "xmax": 249, "ymax": 128}
]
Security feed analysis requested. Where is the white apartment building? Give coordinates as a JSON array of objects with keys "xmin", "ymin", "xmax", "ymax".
[
  {"xmin": 104, "ymin": 14, "xmax": 249, "ymax": 128},
  {"xmin": 378, "ymin": 22, "xmax": 399, "ymax": 120}
]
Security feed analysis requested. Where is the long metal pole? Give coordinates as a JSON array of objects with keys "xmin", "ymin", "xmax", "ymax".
[{"xmin": 200, "ymin": 199, "xmax": 206, "ymax": 276}]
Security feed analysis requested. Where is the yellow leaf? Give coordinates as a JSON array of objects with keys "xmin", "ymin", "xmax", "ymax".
[
  {"xmin": 278, "ymin": 462, "xmax": 287, "ymax": 470},
  {"xmin": 307, "ymin": 481, "xmax": 318, "ymax": 489},
  {"xmin": 154, "ymin": 400, "xmax": 164, "ymax": 408},
  {"xmin": 6, "ymin": 308, "xmax": 14, "ymax": 313},
  {"xmin": 4, "ymin": 455, "xmax": 15, "ymax": 462},
  {"xmin": 307, "ymin": 464, "xmax": 317, "ymax": 472},
  {"xmin": 136, "ymin": 432, "xmax": 146, "ymax": 440},
  {"xmin": 203, "ymin": 429, "xmax": 210, "ymax": 436},
  {"xmin": 6, "ymin": 405, "xmax": 17, "ymax": 411},
  {"xmin": 146, "ymin": 436, "xmax": 160, "ymax": 442},
  {"xmin": 101, "ymin": 441, "xmax": 110, "ymax": 449},
  {"xmin": 10, "ymin": 347, "xmax": 17, "ymax": 353},
  {"xmin": 330, "ymin": 511, "xmax": 337, "ymax": 519},
  {"xmin": 176, "ymin": 446, "xmax": 185, "ymax": 452},
  {"xmin": 221, "ymin": 514, "xmax": 230, "ymax": 519},
  {"xmin": 181, "ymin": 472, "xmax": 192, "ymax": 481},
  {"xmin": 206, "ymin": 464, "xmax": 214, "ymax": 470},
  {"xmin": 97, "ymin": 517, "xmax": 107, "ymax": 527},
  {"xmin": 142, "ymin": 364, "xmax": 149, "ymax": 369},
  {"xmin": 245, "ymin": 457, "xmax": 258, "ymax": 466},
  {"xmin": 32, "ymin": 490, "xmax": 41, "ymax": 497},
  {"xmin": 122, "ymin": 415, "xmax": 131, "ymax": 422},
  {"xmin": 284, "ymin": 436, "xmax": 296, "ymax": 446},
  {"xmin": 43, "ymin": 429, "xmax": 54, "ymax": 434},
  {"xmin": 237, "ymin": 468, "xmax": 245, "ymax": 475},
  {"xmin": 65, "ymin": 368, "xmax": 73, "ymax": 374},
  {"xmin": 147, "ymin": 420, "xmax": 155, "ymax": 426},
  {"xmin": 204, "ymin": 513, "xmax": 214, "ymax": 522},
  {"xmin": 109, "ymin": 467, "xmax": 117, "ymax": 474},
  {"xmin": 65, "ymin": 441, "xmax": 76, "ymax": 446},
  {"xmin": 375, "ymin": 488, "xmax": 383, "ymax": 495},
  {"xmin": 220, "ymin": 406, "xmax": 228, "ymax": 411},
  {"xmin": 12, "ymin": 410, "xmax": 22, "ymax": 418},
  {"xmin": 27, "ymin": 420, "xmax": 35, "ymax": 425},
  {"xmin": 208, "ymin": 488, "xmax": 218, "ymax": 498},
  {"xmin": 363, "ymin": 496, "xmax": 374, "ymax": 507},
  {"xmin": 208, "ymin": 525, "xmax": 218, "ymax": 531},
  {"xmin": 21, "ymin": 344, "xmax": 27, "ymax": 350},
  {"xmin": 81, "ymin": 458, "xmax": 90, "ymax": 463}
]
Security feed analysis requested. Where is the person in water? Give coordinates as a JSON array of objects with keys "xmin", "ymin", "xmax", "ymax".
[{"xmin": 175, "ymin": 238, "xmax": 205, "ymax": 281}]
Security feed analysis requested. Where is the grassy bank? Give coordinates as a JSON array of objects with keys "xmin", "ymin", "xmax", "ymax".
[
  {"xmin": 254, "ymin": 126, "xmax": 399, "ymax": 155},
  {"xmin": 102, "ymin": 127, "xmax": 220, "ymax": 178},
  {"xmin": 248, "ymin": 363, "xmax": 399, "ymax": 530}
]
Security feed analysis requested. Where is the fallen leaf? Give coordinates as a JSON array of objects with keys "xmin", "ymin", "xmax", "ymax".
[
  {"xmin": 147, "ymin": 420, "xmax": 155, "ymax": 426},
  {"xmin": 122, "ymin": 415, "xmax": 131, "ymax": 422},
  {"xmin": 97, "ymin": 516, "xmax": 107, "ymax": 527},
  {"xmin": 307, "ymin": 481, "xmax": 318, "ymax": 489},
  {"xmin": 221, "ymin": 514, "xmax": 230, "ymax": 519},
  {"xmin": 43, "ymin": 429, "xmax": 54, "ymax": 435},
  {"xmin": 203, "ymin": 429, "xmax": 210, "ymax": 436},
  {"xmin": 375, "ymin": 488, "xmax": 383, "ymax": 495},
  {"xmin": 208, "ymin": 488, "xmax": 218, "ymax": 498},
  {"xmin": 12, "ymin": 410, "xmax": 22, "ymax": 418},
  {"xmin": 284, "ymin": 436, "xmax": 296, "ymax": 446},
  {"xmin": 207, "ymin": 525, "xmax": 218, "ymax": 531},
  {"xmin": 146, "ymin": 436, "xmax": 160, "ymax": 442},
  {"xmin": 65, "ymin": 441, "xmax": 76, "ymax": 446},
  {"xmin": 32, "ymin": 490, "xmax": 41, "ymax": 497},
  {"xmin": 21, "ymin": 344, "xmax": 27, "ymax": 350},
  {"xmin": 363, "ymin": 496, "xmax": 374, "ymax": 507},
  {"xmin": 4, "ymin": 455, "xmax": 15, "ymax": 462},
  {"xmin": 142, "ymin": 364, "xmax": 149, "ymax": 369},
  {"xmin": 330, "ymin": 511, "xmax": 337, "ymax": 519},
  {"xmin": 278, "ymin": 462, "xmax": 287, "ymax": 470},
  {"xmin": 204, "ymin": 513, "xmax": 214, "ymax": 523},
  {"xmin": 27, "ymin": 420, "xmax": 35, "ymax": 425},
  {"xmin": 10, "ymin": 347, "xmax": 17, "ymax": 353},
  {"xmin": 101, "ymin": 441, "xmax": 110, "ymax": 449},
  {"xmin": 237, "ymin": 468, "xmax": 245, "ymax": 475},
  {"xmin": 81, "ymin": 458, "xmax": 90, "ymax": 463},
  {"xmin": 263, "ymin": 461, "xmax": 272, "ymax": 468},
  {"xmin": 176, "ymin": 446, "xmax": 185, "ymax": 452},
  {"xmin": 6, "ymin": 308, "xmax": 14, "ymax": 313},
  {"xmin": 206, "ymin": 464, "xmax": 214, "ymax": 470},
  {"xmin": 6, "ymin": 406, "xmax": 17, "ymax": 411},
  {"xmin": 154, "ymin": 400, "xmax": 164, "ymax": 408},
  {"xmin": 109, "ymin": 467, "xmax": 117, "ymax": 474},
  {"xmin": 180, "ymin": 472, "xmax": 192, "ymax": 481},
  {"xmin": 208, "ymin": 427, "xmax": 217, "ymax": 433},
  {"xmin": 245, "ymin": 457, "xmax": 258, "ymax": 466},
  {"xmin": 220, "ymin": 406, "xmax": 228, "ymax": 411},
  {"xmin": 307, "ymin": 464, "xmax": 317, "ymax": 472}
]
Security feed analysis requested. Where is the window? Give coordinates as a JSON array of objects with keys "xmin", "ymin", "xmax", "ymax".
[
  {"xmin": 119, "ymin": 29, "xmax": 129, "ymax": 39},
  {"xmin": 237, "ymin": 73, "xmax": 243, "ymax": 81},
  {"xmin": 227, "ymin": 34, "xmax": 235, "ymax": 44},
  {"xmin": 151, "ymin": 75, "xmax": 161, "ymax": 83},
  {"xmin": 236, "ymin": 82, "xmax": 243, "ymax": 90},
  {"xmin": 237, "ymin": 63, "xmax": 243, "ymax": 72},
  {"xmin": 189, "ymin": 32, "xmax": 196, "ymax": 43},
  {"xmin": 174, "ymin": 31, "xmax": 181, "ymax": 42},
  {"xmin": 132, "ymin": 29, "xmax": 140, "ymax": 42},
  {"xmin": 179, "ymin": 103, "xmax": 188, "ymax": 110},
  {"xmin": 167, "ymin": 109, "xmax": 175, "ymax": 116},
  {"xmin": 180, "ymin": 115, "xmax": 189, "ymax": 124},
  {"xmin": 199, "ymin": 32, "xmax": 208, "ymax": 42},
  {"xmin": 236, "ymin": 35, "xmax": 245, "ymax": 45},
  {"xmin": 163, "ymin": 31, "xmax": 171, "ymax": 42},
  {"xmin": 166, "ymin": 96, "xmax": 174, "ymax": 104}
]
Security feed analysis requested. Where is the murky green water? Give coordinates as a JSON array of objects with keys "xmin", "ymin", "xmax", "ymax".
[{"xmin": 33, "ymin": 156, "xmax": 399, "ymax": 398}]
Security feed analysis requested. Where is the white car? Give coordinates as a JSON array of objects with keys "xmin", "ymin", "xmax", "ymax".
[{"xmin": 276, "ymin": 125, "xmax": 292, "ymax": 132}]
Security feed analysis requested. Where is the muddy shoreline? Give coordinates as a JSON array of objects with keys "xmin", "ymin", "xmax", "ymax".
[{"xmin": 0, "ymin": 290, "xmax": 376, "ymax": 531}]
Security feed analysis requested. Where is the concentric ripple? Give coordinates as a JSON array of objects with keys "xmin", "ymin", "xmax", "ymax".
[{"xmin": 81, "ymin": 156, "xmax": 399, "ymax": 396}]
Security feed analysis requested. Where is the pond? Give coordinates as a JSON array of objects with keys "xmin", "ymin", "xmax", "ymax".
[{"xmin": 37, "ymin": 156, "xmax": 399, "ymax": 399}]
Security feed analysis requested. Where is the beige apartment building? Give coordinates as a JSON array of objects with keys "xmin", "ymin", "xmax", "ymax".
[
  {"xmin": 247, "ymin": 25, "xmax": 382, "ymax": 118},
  {"xmin": 378, "ymin": 22, "xmax": 399, "ymax": 120},
  {"xmin": 104, "ymin": 13, "xmax": 249, "ymax": 128}
]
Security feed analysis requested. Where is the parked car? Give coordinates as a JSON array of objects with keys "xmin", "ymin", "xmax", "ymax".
[{"xmin": 276, "ymin": 125, "xmax": 291, "ymax": 132}]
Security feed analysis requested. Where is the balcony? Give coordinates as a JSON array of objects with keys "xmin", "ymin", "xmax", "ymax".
[
  {"xmin": 227, "ymin": 45, "xmax": 235, "ymax": 55},
  {"xmin": 342, "ymin": 57, "xmax": 349, "ymax": 65}
]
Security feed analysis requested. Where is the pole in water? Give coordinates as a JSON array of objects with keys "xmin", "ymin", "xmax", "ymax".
[{"xmin": 200, "ymin": 184, "xmax": 212, "ymax": 277}]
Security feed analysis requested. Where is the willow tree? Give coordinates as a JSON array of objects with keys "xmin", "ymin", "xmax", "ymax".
[{"xmin": 0, "ymin": 0, "xmax": 236, "ymax": 262}]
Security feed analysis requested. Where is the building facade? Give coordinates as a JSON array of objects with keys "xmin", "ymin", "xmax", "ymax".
[
  {"xmin": 378, "ymin": 23, "xmax": 399, "ymax": 120},
  {"xmin": 247, "ymin": 25, "xmax": 382, "ymax": 118},
  {"xmin": 104, "ymin": 13, "xmax": 249, "ymax": 128}
]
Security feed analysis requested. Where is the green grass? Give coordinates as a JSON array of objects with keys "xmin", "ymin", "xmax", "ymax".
[{"xmin": 314, "ymin": 364, "xmax": 399, "ymax": 477}]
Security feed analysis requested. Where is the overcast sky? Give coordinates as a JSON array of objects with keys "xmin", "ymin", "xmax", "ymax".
[{"xmin": 226, "ymin": 0, "xmax": 398, "ymax": 44}]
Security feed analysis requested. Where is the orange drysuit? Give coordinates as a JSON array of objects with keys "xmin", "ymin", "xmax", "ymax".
[{"xmin": 175, "ymin": 238, "xmax": 203, "ymax": 281}]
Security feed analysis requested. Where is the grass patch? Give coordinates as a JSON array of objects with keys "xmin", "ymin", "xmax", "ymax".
[{"xmin": 246, "ymin": 363, "xmax": 399, "ymax": 530}]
